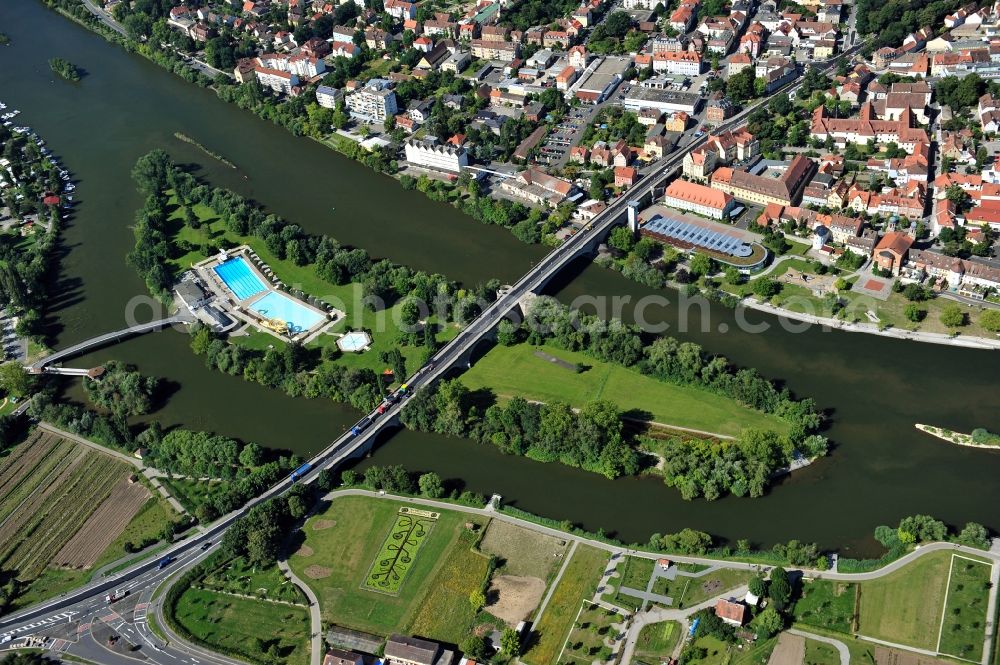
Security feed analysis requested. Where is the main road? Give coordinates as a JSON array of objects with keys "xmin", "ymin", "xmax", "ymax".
[{"xmin": 0, "ymin": 39, "xmax": 868, "ymax": 655}]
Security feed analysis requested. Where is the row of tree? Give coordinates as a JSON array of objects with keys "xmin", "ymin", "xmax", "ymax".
[{"xmin": 401, "ymin": 385, "xmax": 641, "ymax": 480}]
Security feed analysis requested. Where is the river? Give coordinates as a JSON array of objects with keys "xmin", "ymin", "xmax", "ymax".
[{"xmin": 2, "ymin": 1, "xmax": 999, "ymax": 553}]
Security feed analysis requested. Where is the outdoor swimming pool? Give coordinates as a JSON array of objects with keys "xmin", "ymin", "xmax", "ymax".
[
  {"xmin": 214, "ymin": 257, "xmax": 267, "ymax": 301},
  {"xmin": 337, "ymin": 331, "xmax": 372, "ymax": 352},
  {"xmin": 249, "ymin": 291, "xmax": 325, "ymax": 334}
]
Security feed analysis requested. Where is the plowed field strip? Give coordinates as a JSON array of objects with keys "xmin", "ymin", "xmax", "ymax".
[{"xmin": 53, "ymin": 480, "xmax": 150, "ymax": 569}]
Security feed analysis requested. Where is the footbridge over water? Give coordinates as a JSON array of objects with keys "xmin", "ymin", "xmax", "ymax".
[{"xmin": 28, "ymin": 314, "xmax": 193, "ymax": 370}]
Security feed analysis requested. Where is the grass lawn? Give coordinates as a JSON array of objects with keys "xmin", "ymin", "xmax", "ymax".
[
  {"xmin": 461, "ymin": 343, "xmax": 789, "ymax": 437},
  {"xmin": 618, "ymin": 556, "xmax": 655, "ymax": 592},
  {"xmin": 651, "ymin": 568, "xmax": 752, "ymax": 610},
  {"xmin": 858, "ymin": 550, "xmax": 952, "ymax": 650},
  {"xmin": 173, "ymin": 587, "xmax": 309, "ymax": 665},
  {"xmin": 634, "ymin": 620, "xmax": 682, "ymax": 662},
  {"xmin": 793, "ymin": 580, "xmax": 858, "ymax": 633},
  {"xmin": 803, "ymin": 639, "xmax": 842, "ymax": 665},
  {"xmin": 159, "ymin": 478, "xmax": 231, "ymax": 515},
  {"xmin": 289, "ymin": 496, "xmax": 485, "ymax": 636},
  {"xmin": 523, "ymin": 545, "xmax": 610, "ymax": 665},
  {"xmin": 200, "ymin": 557, "xmax": 307, "ymax": 605},
  {"xmin": 938, "ymin": 555, "xmax": 992, "ymax": 661},
  {"xmin": 406, "ymin": 526, "xmax": 492, "ymax": 644},
  {"xmin": 689, "ymin": 635, "xmax": 732, "ymax": 665}
]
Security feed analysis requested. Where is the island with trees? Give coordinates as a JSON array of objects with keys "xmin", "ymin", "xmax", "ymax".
[{"xmin": 48, "ymin": 57, "xmax": 81, "ymax": 81}]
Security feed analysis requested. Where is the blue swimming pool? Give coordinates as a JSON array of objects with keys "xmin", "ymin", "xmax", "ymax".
[
  {"xmin": 214, "ymin": 257, "xmax": 267, "ymax": 301},
  {"xmin": 250, "ymin": 291, "xmax": 324, "ymax": 333}
]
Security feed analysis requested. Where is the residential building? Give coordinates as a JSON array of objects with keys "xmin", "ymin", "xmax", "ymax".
[
  {"xmin": 500, "ymin": 168, "xmax": 576, "ymax": 208},
  {"xmin": 404, "ymin": 139, "xmax": 469, "ymax": 173},
  {"xmin": 385, "ymin": 0, "xmax": 416, "ymax": 20},
  {"xmin": 652, "ymin": 51, "xmax": 704, "ymax": 76},
  {"xmin": 254, "ymin": 66, "xmax": 300, "ymax": 95},
  {"xmin": 345, "ymin": 79, "xmax": 398, "ymax": 122},
  {"xmin": 715, "ymin": 599, "xmax": 747, "ymax": 627},
  {"xmin": 615, "ymin": 166, "xmax": 639, "ymax": 188},
  {"xmin": 315, "ymin": 85, "xmax": 343, "ymax": 109},
  {"xmin": 663, "ymin": 179, "xmax": 736, "ymax": 219},
  {"xmin": 470, "ymin": 39, "xmax": 520, "ymax": 61}
]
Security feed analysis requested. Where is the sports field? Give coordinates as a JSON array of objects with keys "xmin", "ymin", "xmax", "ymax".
[{"xmin": 461, "ymin": 343, "xmax": 789, "ymax": 437}]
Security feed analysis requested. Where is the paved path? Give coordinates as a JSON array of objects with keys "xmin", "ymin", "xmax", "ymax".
[
  {"xmin": 981, "ymin": 561, "xmax": 1000, "ymax": 665},
  {"xmin": 279, "ymin": 561, "xmax": 323, "ymax": 665},
  {"xmin": 616, "ymin": 586, "xmax": 673, "ymax": 607},
  {"xmin": 533, "ymin": 540, "xmax": 579, "ymax": 625},
  {"xmin": 856, "ymin": 635, "xmax": 939, "ymax": 657},
  {"xmin": 789, "ymin": 628, "xmax": 851, "ymax": 665}
]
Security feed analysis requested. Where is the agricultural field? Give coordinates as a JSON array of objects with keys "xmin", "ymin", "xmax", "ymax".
[
  {"xmin": 522, "ymin": 545, "xmax": 610, "ymax": 665},
  {"xmin": 793, "ymin": 580, "xmax": 858, "ymax": 633},
  {"xmin": 634, "ymin": 620, "xmax": 682, "ymax": 663},
  {"xmin": 0, "ymin": 429, "xmax": 176, "ymax": 609},
  {"xmin": 172, "ymin": 586, "xmax": 309, "ymax": 665},
  {"xmin": 937, "ymin": 555, "xmax": 992, "ymax": 661},
  {"xmin": 406, "ymin": 526, "xmax": 493, "ymax": 644},
  {"xmin": 460, "ymin": 343, "xmax": 789, "ymax": 437},
  {"xmin": 858, "ymin": 551, "xmax": 952, "ymax": 650},
  {"xmin": 289, "ymin": 496, "xmax": 488, "ymax": 638}
]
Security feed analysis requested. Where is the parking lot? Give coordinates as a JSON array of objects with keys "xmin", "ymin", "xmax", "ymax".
[{"xmin": 537, "ymin": 104, "xmax": 602, "ymax": 167}]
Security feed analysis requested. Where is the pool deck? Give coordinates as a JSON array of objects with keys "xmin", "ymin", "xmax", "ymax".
[{"xmin": 189, "ymin": 245, "xmax": 344, "ymax": 343}]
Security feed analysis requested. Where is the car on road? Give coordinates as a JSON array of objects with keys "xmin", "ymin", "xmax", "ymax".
[{"xmin": 157, "ymin": 556, "xmax": 174, "ymax": 570}]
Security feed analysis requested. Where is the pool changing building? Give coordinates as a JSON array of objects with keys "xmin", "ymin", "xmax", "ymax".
[{"xmin": 638, "ymin": 207, "xmax": 769, "ymax": 271}]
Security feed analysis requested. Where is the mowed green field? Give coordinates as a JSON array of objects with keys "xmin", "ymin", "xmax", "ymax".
[
  {"xmin": 523, "ymin": 545, "xmax": 610, "ymax": 665},
  {"xmin": 938, "ymin": 555, "xmax": 992, "ymax": 661},
  {"xmin": 173, "ymin": 587, "xmax": 310, "ymax": 665},
  {"xmin": 289, "ymin": 496, "xmax": 487, "ymax": 638},
  {"xmin": 858, "ymin": 551, "xmax": 952, "ymax": 650},
  {"xmin": 461, "ymin": 343, "xmax": 789, "ymax": 437}
]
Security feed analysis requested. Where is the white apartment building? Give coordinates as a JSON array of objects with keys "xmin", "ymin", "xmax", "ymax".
[
  {"xmin": 254, "ymin": 67, "xmax": 299, "ymax": 95},
  {"xmin": 404, "ymin": 140, "xmax": 470, "ymax": 173}
]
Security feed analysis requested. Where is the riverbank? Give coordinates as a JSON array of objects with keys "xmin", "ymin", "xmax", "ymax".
[
  {"xmin": 915, "ymin": 424, "xmax": 1000, "ymax": 451},
  {"xmin": 741, "ymin": 297, "xmax": 1000, "ymax": 350}
]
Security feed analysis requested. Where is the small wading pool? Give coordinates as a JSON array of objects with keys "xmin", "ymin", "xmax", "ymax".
[
  {"xmin": 337, "ymin": 331, "xmax": 372, "ymax": 352},
  {"xmin": 213, "ymin": 257, "xmax": 267, "ymax": 301},
  {"xmin": 249, "ymin": 291, "xmax": 324, "ymax": 334}
]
